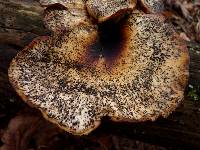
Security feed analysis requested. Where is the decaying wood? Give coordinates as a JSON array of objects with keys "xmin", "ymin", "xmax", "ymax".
[
  {"xmin": 0, "ymin": 0, "xmax": 49, "ymax": 47},
  {"xmin": 0, "ymin": 0, "xmax": 200, "ymax": 149}
]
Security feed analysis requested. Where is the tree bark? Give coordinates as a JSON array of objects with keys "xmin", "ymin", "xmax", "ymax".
[{"xmin": 0, "ymin": 0, "xmax": 200, "ymax": 149}]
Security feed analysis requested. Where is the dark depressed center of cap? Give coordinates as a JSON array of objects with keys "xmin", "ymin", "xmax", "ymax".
[
  {"xmin": 43, "ymin": 2, "xmax": 130, "ymax": 70},
  {"xmin": 86, "ymin": 17, "xmax": 128, "ymax": 68}
]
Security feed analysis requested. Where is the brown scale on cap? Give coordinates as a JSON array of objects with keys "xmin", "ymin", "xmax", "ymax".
[{"xmin": 8, "ymin": 0, "xmax": 189, "ymax": 135}]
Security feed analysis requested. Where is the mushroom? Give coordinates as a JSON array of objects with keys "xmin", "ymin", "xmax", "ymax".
[
  {"xmin": 139, "ymin": 0, "xmax": 165, "ymax": 13},
  {"xmin": 86, "ymin": 0, "xmax": 137, "ymax": 23},
  {"xmin": 42, "ymin": 0, "xmax": 91, "ymax": 33},
  {"xmin": 40, "ymin": 0, "xmax": 85, "ymax": 7},
  {"xmin": 8, "ymin": 0, "xmax": 189, "ymax": 135},
  {"xmin": 86, "ymin": 0, "xmax": 164, "ymax": 23}
]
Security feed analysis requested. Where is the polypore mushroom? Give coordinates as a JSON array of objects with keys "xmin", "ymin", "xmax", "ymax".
[
  {"xmin": 8, "ymin": 0, "xmax": 189, "ymax": 135},
  {"xmin": 139, "ymin": 0, "xmax": 165, "ymax": 13},
  {"xmin": 86, "ymin": 0, "xmax": 164, "ymax": 23},
  {"xmin": 86, "ymin": 0, "xmax": 137, "ymax": 23},
  {"xmin": 40, "ymin": 0, "xmax": 85, "ymax": 7},
  {"xmin": 42, "ymin": 0, "xmax": 91, "ymax": 33}
]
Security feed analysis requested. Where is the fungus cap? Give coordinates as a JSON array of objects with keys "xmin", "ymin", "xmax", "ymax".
[
  {"xmin": 86, "ymin": 0, "xmax": 137, "ymax": 23},
  {"xmin": 139, "ymin": 0, "xmax": 164, "ymax": 13},
  {"xmin": 40, "ymin": 0, "xmax": 93, "ymax": 33},
  {"xmin": 9, "ymin": 1, "xmax": 189, "ymax": 135},
  {"xmin": 40, "ymin": 0, "xmax": 85, "ymax": 8},
  {"xmin": 43, "ymin": 2, "xmax": 91, "ymax": 33}
]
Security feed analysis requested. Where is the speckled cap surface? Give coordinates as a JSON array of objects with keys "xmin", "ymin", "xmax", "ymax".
[
  {"xmin": 40, "ymin": 0, "xmax": 86, "ymax": 7},
  {"xmin": 139, "ymin": 0, "xmax": 165, "ymax": 13},
  {"xmin": 86, "ymin": 0, "xmax": 137, "ymax": 23},
  {"xmin": 41, "ymin": 0, "xmax": 95, "ymax": 34},
  {"xmin": 9, "ymin": 0, "xmax": 189, "ymax": 135}
]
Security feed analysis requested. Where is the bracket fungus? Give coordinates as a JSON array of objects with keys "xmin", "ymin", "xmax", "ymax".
[
  {"xmin": 139, "ymin": 0, "xmax": 165, "ymax": 13},
  {"xmin": 86, "ymin": 0, "xmax": 137, "ymax": 23},
  {"xmin": 8, "ymin": 0, "xmax": 189, "ymax": 135}
]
